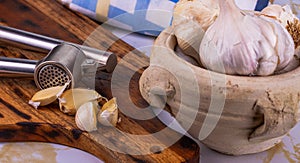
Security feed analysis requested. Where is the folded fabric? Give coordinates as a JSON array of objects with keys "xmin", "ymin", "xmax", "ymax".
[{"xmin": 58, "ymin": 0, "xmax": 273, "ymax": 36}]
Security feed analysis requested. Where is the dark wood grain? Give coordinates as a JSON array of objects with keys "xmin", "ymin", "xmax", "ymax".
[{"xmin": 0, "ymin": 0, "xmax": 200, "ymax": 162}]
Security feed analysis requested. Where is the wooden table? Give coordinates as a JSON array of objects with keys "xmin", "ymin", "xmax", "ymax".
[{"xmin": 0, "ymin": 0, "xmax": 200, "ymax": 162}]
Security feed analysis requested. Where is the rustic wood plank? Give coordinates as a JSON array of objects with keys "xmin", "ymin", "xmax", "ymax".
[{"xmin": 0, "ymin": 0, "xmax": 200, "ymax": 162}]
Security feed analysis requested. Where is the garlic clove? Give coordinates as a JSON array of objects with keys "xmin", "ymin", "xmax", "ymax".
[
  {"xmin": 97, "ymin": 97, "xmax": 118, "ymax": 127},
  {"xmin": 276, "ymin": 46, "xmax": 300, "ymax": 74},
  {"xmin": 59, "ymin": 88, "xmax": 102, "ymax": 115},
  {"xmin": 172, "ymin": 0, "xmax": 219, "ymax": 31},
  {"xmin": 261, "ymin": 4, "xmax": 298, "ymax": 28},
  {"xmin": 172, "ymin": 0, "xmax": 218, "ymax": 65},
  {"xmin": 75, "ymin": 101, "xmax": 98, "ymax": 132},
  {"xmin": 174, "ymin": 21, "xmax": 205, "ymax": 65},
  {"xmin": 29, "ymin": 81, "xmax": 70, "ymax": 109}
]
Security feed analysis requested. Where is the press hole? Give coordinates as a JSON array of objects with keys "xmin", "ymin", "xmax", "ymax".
[{"xmin": 150, "ymin": 146, "xmax": 162, "ymax": 154}]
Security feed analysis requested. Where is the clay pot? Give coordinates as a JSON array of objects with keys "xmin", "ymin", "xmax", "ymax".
[{"xmin": 139, "ymin": 27, "xmax": 300, "ymax": 155}]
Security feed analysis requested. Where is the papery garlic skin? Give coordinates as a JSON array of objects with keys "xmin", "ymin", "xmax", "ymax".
[
  {"xmin": 172, "ymin": 0, "xmax": 219, "ymax": 30},
  {"xmin": 172, "ymin": 0, "xmax": 219, "ymax": 64},
  {"xmin": 261, "ymin": 4, "xmax": 298, "ymax": 28},
  {"xmin": 199, "ymin": 0, "xmax": 294, "ymax": 76}
]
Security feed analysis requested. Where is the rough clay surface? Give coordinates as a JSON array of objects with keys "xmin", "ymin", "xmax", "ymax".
[{"xmin": 139, "ymin": 27, "xmax": 300, "ymax": 155}]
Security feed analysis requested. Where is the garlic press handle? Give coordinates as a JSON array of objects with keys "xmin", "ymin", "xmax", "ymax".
[
  {"xmin": 0, "ymin": 25, "xmax": 117, "ymax": 72},
  {"xmin": 0, "ymin": 57, "xmax": 37, "ymax": 77},
  {"xmin": 0, "ymin": 25, "xmax": 59, "ymax": 52}
]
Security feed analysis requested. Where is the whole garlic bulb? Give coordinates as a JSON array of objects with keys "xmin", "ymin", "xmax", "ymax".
[
  {"xmin": 261, "ymin": 4, "xmax": 300, "ymax": 74},
  {"xmin": 199, "ymin": 0, "xmax": 295, "ymax": 76},
  {"xmin": 172, "ymin": 0, "xmax": 219, "ymax": 64}
]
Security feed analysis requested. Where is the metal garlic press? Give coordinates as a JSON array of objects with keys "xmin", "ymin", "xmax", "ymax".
[{"xmin": 0, "ymin": 25, "xmax": 117, "ymax": 89}]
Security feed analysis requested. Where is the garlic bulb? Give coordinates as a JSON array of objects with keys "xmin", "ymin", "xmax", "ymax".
[
  {"xmin": 75, "ymin": 101, "xmax": 99, "ymax": 132},
  {"xmin": 172, "ymin": 0, "xmax": 219, "ymax": 64},
  {"xmin": 261, "ymin": 4, "xmax": 300, "ymax": 49},
  {"xmin": 199, "ymin": 0, "xmax": 295, "ymax": 76},
  {"xmin": 261, "ymin": 4, "xmax": 300, "ymax": 73}
]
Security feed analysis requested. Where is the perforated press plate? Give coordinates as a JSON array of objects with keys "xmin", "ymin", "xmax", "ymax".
[{"xmin": 37, "ymin": 65, "xmax": 71, "ymax": 89}]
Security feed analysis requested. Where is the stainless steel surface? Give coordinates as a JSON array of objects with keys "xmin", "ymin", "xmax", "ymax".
[
  {"xmin": 0, "ymin": 57, "xmax": 36, "ymax": 77},
  {"xmin": 0, "ymin": 25, "xmax": 117, "ymax": 72},
  {"xmin": 34, "ymin": 44, "xmax": 87, "ymax": 89}
]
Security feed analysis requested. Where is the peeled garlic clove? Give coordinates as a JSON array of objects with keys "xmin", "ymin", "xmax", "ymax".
[
  {"xmin": 59, "ymin": 88, "xmax": 102, "ymax": 115},
  {"xmin": 172, "ymin": 0, "xmax": 219, "ymax": 30},
  {"xmin": 75, "ymin": 101, "xmax": 98, "ymax": 132},
  {"xmin": 199, "ymin": 0, "xmax": 294, "ymax": 76},
  {"xmin": 97, "ymin": 97, "xmax": 118, "ymax": 127},
  {"xmin": 29, "ymin": 81, "xmax": 70, "ymax": 109},
  {"xmin": 174, "ymin": 21, "xmax": 205, "ymax": 65}
]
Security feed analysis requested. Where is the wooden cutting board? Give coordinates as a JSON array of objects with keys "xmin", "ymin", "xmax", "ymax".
[{"xmin": 0, "ymin": 0, "xmax": 199, "ymax": 162}]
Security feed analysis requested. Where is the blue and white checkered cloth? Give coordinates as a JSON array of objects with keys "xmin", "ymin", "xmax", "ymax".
[{"xmin": 59, "ymin": 0, "xmax": 298, "ymax": 36}]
